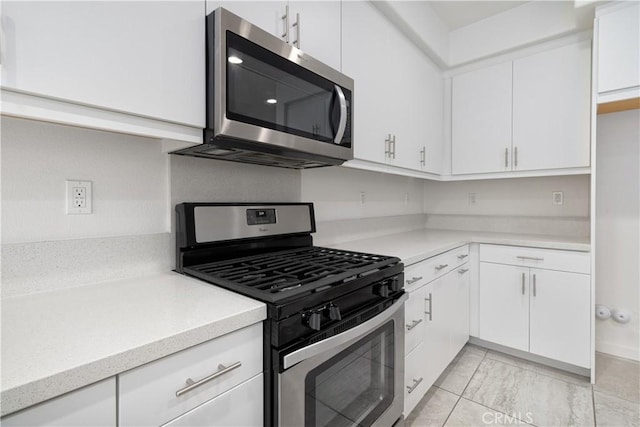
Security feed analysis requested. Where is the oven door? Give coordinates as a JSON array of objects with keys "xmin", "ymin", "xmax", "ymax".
[{"xmin": 278, "ymin": 295, "xmax": 407, "ymax": 427}]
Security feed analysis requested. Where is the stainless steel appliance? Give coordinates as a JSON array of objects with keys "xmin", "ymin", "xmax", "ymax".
[
  {"xmin": 175, "ymin": 203, "xmax": 405, "ymax": 426},
  {"xmin": 173, "ymin": 8, "xmax": 354, "ymax": 169}
]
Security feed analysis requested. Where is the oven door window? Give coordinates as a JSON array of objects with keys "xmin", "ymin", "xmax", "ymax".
[
  {"xmin": 305, "ymin": 322, "xmax": 394, "ymax": 427},
  {"xmin": 225, "ymin": 31, "xmax": 352, "ymax": 147}
]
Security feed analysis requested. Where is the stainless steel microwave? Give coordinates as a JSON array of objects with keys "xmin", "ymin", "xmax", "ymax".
[{"xmin": 174, "ymin": 8, "xmax": 354, "ymax": 169}]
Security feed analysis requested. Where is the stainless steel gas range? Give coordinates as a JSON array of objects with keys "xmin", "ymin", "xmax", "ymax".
[{"xmin": 175, "ymin": 203, "xmax": 406, "ymax": 427}]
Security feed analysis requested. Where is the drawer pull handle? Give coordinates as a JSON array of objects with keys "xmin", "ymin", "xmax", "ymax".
[
  {"xmin": 457, "ymin": 254, "xmax": 469, "ymax": 260},
  {"xmin": 406, "ymin": 276, "xmax": 424, "ymax": 285},
  {"xmin": 176, "ymin": 361, "xmax": 242, "ymax": 397},
  {"xmin": 407, "ymin": 377, "xmax": 424, "ymax": 394},
  {"xmin": 435, "ymin": 264, "xmax": 449, "ymax": 271},
  {"xmin": 458, "ymin": 268, "xmax": 469, "ymax": 275},
  {"xmin": 517, "ymin": 256, "xmax": 544, "ymax": 262},
  {"xmin": 406, "ymin": 318, "xmax": 423, "ymax": 331},
  {"xmin": 425, "ymin": 293, "xmax": 433, "ymax": 320}
]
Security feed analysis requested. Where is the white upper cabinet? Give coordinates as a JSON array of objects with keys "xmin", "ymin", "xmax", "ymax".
[
  {"xmin": 1, "ymin": 1, "xmax": 205, "ymax": 128},
  {"xmin": 288, "ymin": 1, "xmax": 341, "ymax": 71},
  {"xmin": 452, "ymin": 62, "xmax": 513, "ymax": 175},
  {"xmin": 342, "ymin": 1, "xmax": 391, "ymax": 164},
  {"xmin": 512, "ymin": 40, "xmax": 591, "ymax": 171},
  {"xmin": 343, "ymin": 1, "xmax": 443, "ymax": 172},
  {"xmin": 597, "ymin": 3, "xmax": 640, "ymax": 96},
  {"xmin": 452, "ymin": 39, "xmax": 591, "ymax": 176}
]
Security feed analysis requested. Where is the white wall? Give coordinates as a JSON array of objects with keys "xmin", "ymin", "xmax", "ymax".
[
  {"xmin": 449, "ymin": 1, "xmax": 588, "ymax": 66},
  {"xmin": 423, "ymin": 175, "xmax": 591, "ymax": 217},
  {"xmin": 595, "ymin": 109, "xmax": 640, "ymax": 361},
  {"xmin": 1, "ymin": 117, "xmax": 169, "ymax": 244},
  {"xmin": 301, "ymin": 166, "xmax": 424, "ymax": 222}
]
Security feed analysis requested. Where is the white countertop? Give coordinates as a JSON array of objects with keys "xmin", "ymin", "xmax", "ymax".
[
  {"xmin": 0, "ymin": 272, "xmax": 266, "ymax": 416},
  {"xmin": 330, "ymin": 228, "xmax": 590, "ymax": 265}
]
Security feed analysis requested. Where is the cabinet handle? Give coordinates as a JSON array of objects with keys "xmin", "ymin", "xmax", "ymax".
[
  {"xmin": 505, "ymin": 148, "xmax": 509, "ymax": 168},
  {"xmin": 420, "ymin": 146, "xmax": 426, "ymax": 166},
  {"xmin": 457, "ymin": 254, "xmax": 468, "ymax": 260},
  {"xmin": 292, "ymin": 13, "xmax": 300, "ymax": 48},
  {"xmin": 514, "ymin": 146, "xmax": 518, "ymax": 168},
  {"xmin": 385, "ymin": 134, "xmax": 392, "ymax": 158},
  {"xmin": 175, "ymin": 361, "xmax": 242, "ymax": 397},
  {"xmin": 425, "ymin": 293, "xmax": 432, "ymax": 320},
  {"xmin": 521, "ymin": 272, "xmax": 525, "ymax": 295},
  {"xmin": 391, "ymin": 135, "xmax": 396, "ymax": 159},
  {"xmin": 406, "ymin": 318, "xmax": 423, "ymax": 331},
  {"xmin": 458, "ymin": 268, "xmax": 469, "ymax": 275},
  {"xmin": 407, "ymin": 377, "xmax": 424, "ymax": 394},
  {"xmin": 533, "ymin": 274, "xmax": 537, "ymax": 297},
  {"xmin": 281, "ymin": 6, "xmax": 289, "ymax": 43},
  {"xmin": 406, "ymin": 276, "xmax": 423, "ymax": 285},
  {"xmin": 435, "ymin": 264, "xmax": 448, "ymax": 271},
  {"xmin": 517, "ymin": 256, "xmax": 544, "ymax": 262}
]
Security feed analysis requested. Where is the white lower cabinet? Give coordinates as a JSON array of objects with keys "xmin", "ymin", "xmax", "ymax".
[
  {"xmin": 1, "ymin": 378, "xmax": 116, "ymax": 427},
  {"xmin": 118, "ymin": 323, "xmax": 263, "ymax": 427},
  {"xmin": 403, "ymin": 246, "xmax": 470, "ymax": 416},
  {"xmin": 161, "ymin": 374, "xmax": 263, "ymax": 427},
  {"xmin": 478, "ymin": 245, "xmax": 591, "ymax": 368}
]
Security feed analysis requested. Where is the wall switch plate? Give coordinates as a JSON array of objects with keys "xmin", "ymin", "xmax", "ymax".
[
  {"xmin": 66, "ymin": 180, "xmax": 92, "ymax": 214},
  {"xmin": 552, "ymin": 191, "xmax": 564, "ymax": 205}
]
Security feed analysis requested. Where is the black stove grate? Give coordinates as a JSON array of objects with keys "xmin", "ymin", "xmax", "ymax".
[{"xmin": 184, "ymin": 246, "xmax": 399, "ymax": 302}]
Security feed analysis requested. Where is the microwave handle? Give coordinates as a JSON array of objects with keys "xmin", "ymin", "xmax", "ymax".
[{"xmin": 333, "ymin": 85, "xmax": 347, "ymax": 145}]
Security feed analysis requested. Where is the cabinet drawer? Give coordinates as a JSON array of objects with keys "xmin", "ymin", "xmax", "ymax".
[
  {"xmin": 161, "ymin": 374, "xmax": 263, "ymax": 427},
  {"xmin": 404, "ymin": 288, "xmax": 426, "ymax": 354},
  {"xmin": 480, "ymin": 244, "xmax": 589, "ymax": 274},
  {"xmin": 404, "ymin": 344, "xmax": 427, "ymax": 417},
  {"xmin": 404, "ymin": 245, "xmax": 470, "ymax": 290},
  {"xmin": 119, "ymin": 323, "xmax": 263, "ymax": 427}
]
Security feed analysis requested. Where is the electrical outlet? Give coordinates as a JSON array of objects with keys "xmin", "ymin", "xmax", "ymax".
[
  {"xmin": 66, "ymin": 180, "xmax": 92, "ymax": 214},
  {"xmin": 468, "ymin": 193, "xmax": 477, "ymax": 205},
  {"xmin": 360, "ymin": 191, "xmax": 366, "ymax": 205},
  {"xmin": 552, "ymin": 191, "xmax": 564, "ymax": 206}
]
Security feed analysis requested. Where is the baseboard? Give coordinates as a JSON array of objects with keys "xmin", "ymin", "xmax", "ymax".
[
  {"xmin": 469, "ymin": 337, "xmax": 592, "ymax": 378},
  {"xmin": 596, "ymin": 341, "xmax": 640, "ymax": 362}
]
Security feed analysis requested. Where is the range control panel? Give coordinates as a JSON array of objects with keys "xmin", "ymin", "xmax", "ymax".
[{"xmin": 247, "ymin": 208, "xmax": 277, "ymax": 225}]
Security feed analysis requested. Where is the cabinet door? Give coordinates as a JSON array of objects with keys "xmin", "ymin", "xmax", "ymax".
[
  {"xmin": 513, "ymin": 40, "xmax": 591, "ymax": 171},
  {"xmin": 529, "ymin": 269, "xmax": 591, "ymax": 368},
  {"xmin": 288, "ymin": 1, "xmax": 341, "ymax": 71},
  {"xmin": 1, "ymin": 379, "xmax": 116, "ymax": 427},
  {"xmin": 162, "ymin": 375, "xmax": 263, "ymax": 427},
  {"xmin": 207, "ymin": 1, "xmax": 287, "ymax": 39},
  {"xmin": 394, "ymin": 36, "xmax": 443, "ymax": 174},
  {"xmin": 1, "ymin": 1, "xmax": 205, "ymax": 127},
  {"xmin": 422, "ymin": 277, "xmax": 451, "ymax": 389},
  {"xmin": 452, "ymin": 62, "xmax": 513, "ymax": 175},
  {"xmin": 342, "ymin": 1, "xmax": 391, "ymax": 164},
  {"xmin": 598, "ymin": 3, "xmax": 640, "ymax": 94},
  {"xmin": 479, "ymin": 263, "xmax": 529, "ymax": 352}
]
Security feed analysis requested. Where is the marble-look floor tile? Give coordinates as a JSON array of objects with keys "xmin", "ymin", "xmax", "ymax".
[
  {"xmin": 435, "ymin": 347, "xmax": 486, "ymax": 395},
  {"xmin": 406, "ymin": 387, "xmax": 459, "ymax": 427},
  {"xmin": 485, "ymin": 350, "xmax": 591, "ymax": 387},
  {"xmin": 464, "ymin": 343, "xmax": 488, "ymax": 358},
  {"xmin": 445, "ymin": 398, "xmax": 534, "ymax": 426},
  {"xmin": 463, "ymin": 358, "xmax": 595, "ymax": 426},
  {"xmin": 594, "ymin": 352, "xmax": 640, "ymax": 403},
  {"xmin": 594, "ymin": 390, "xmax": 640, "ymax": 427}
]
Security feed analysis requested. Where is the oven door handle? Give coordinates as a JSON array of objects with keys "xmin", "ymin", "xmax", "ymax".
[{"xmin": 283, "ymin": 293, "xmax": 408, "ymax": 370}]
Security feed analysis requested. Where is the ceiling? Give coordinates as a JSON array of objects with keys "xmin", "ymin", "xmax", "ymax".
[{"xmin": 429, "ymin": 1, "xmax": 529, "ymax": 30}]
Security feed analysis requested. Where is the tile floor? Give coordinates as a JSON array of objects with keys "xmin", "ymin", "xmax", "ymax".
[{"xmin": 406, "ymin": 345, "xmax": 640, "ymax": 426}]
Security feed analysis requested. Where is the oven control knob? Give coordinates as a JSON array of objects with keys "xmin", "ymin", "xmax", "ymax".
[
  {"xmin": 306, "ymin": 312, "xmax": 322, "ymax": 331},
  {"xmin": 389, "ymin": 277, "xmax": 401, "ymax": 292},
  {"xmin": 375, "ymin": 283, "xmax": 390, "ymax": 298},
  {"xmin": 327, "ymin": 304, "xmax": 342, "ymax": 321}
]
